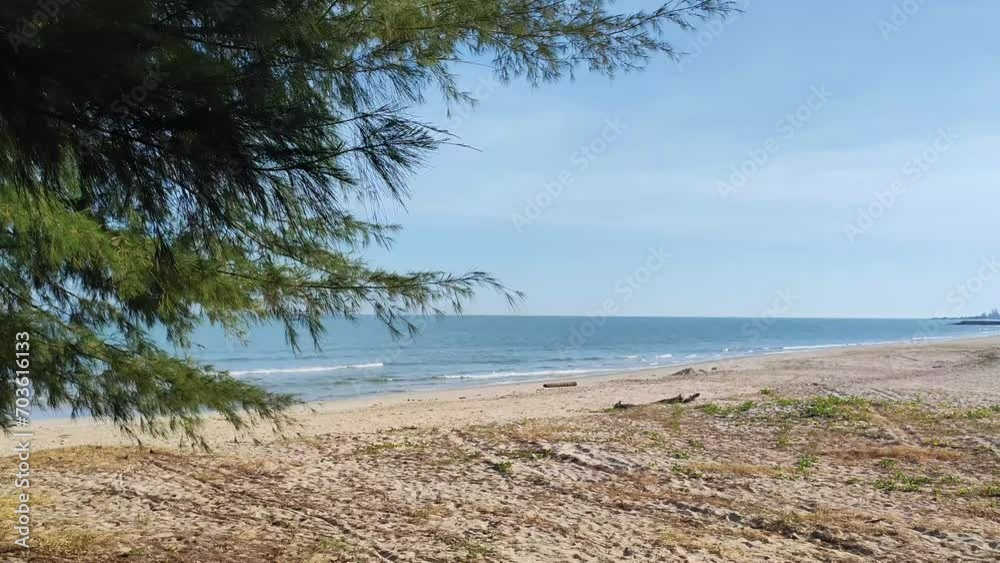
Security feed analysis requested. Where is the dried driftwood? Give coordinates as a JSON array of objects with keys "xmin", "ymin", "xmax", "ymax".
[
  {"xmin": 612, "ymin": 393, "xmax": 700, "ymax": 410},
  {"xmin": 543, "ymin": 381, "xmax": 578, "ymax": 388}
]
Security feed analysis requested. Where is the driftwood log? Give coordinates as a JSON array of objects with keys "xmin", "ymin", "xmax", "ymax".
[
  {"xmin": 612, "ymin": 393, "xmax": 700, "ymax": 410},
  {"xmin": 542, "ymin": 381, "xmax": 578, "ymax": 388}
]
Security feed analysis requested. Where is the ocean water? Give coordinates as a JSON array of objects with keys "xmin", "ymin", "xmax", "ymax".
[{"xmin": 172, "ymin": 316, "xmax": 998, "ymax": 402}]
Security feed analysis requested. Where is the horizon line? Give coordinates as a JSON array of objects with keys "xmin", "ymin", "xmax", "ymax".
[{"xmin": 354, "ymin": 313, "xmax": 965, "ymax": 321}]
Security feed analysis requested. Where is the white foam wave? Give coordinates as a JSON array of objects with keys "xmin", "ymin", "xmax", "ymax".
[
  {"xmin": 781, "ymin": 344, "xmax": 846, "ymax": 351},
  {"xmin": 436, "ymin": 368, "xmax": 599, "ymax": 380},
  {"xmin": 231, "ymin": 363, "xmax": 384, "ymax": 376}
]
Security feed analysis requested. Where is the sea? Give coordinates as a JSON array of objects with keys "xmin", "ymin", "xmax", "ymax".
[{"xmin": 170, "ymin": 316, "xmax": 998, "ymax": 403}]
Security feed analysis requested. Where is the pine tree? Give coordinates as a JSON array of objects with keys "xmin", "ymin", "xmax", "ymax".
[{"xmin": 0, "ymin": 0, "xmax": 735, "ymax": 443}]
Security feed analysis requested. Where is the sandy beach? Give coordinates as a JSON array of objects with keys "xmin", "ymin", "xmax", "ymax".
[{"xmin": 3, "ymin": 337, "xmax": 999, "ymax": 562}]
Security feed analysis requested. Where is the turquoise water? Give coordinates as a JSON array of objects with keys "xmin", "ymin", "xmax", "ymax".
[{"xmin": 172, "ymin": 316, "xmax": 997, "ymax": 402}]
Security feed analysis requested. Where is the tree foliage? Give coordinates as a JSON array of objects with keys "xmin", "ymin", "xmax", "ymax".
[{"xmin": 0, "ymin": 0, "xmax": 735, "ymax": 443}]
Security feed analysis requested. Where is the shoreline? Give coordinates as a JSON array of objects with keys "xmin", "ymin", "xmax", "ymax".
[
  {"xmin": 24, "ymin": 335, "xmax": 1000, "ymax": 452},
  {"xmin": 34, "ymin": 330, "xmax": 1000, "ymax": 420},
  {"xmin": 244, "ymin": 328, "xmax": 1000, "ymax": 400}
]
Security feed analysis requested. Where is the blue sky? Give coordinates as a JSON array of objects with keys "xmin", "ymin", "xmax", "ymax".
[{"xmin": 371, "ymin": 0, "xmax": 1000, "ymax": 319}]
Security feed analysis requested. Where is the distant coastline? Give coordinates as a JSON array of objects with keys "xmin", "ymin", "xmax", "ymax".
[{"xmin": 936, "ymin": 307, "xmax": 1000, "ymax": 324}]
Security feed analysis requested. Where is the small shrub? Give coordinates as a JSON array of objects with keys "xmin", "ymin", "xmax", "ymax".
[
  {"xmin": 671, "ymin": 464, "xmax": 703, "ymax": 479},
  {"xmin": 776, "ymin": 423, "xmax": 792, "ymax": 449},
  {"xmin": 873, "ymin": 478, "xmax": 896, "ymax": 492},
  {"xmin": 980, "ymin": 483, "xmax": 1000, "ymax": 498},
  {"xmin": 504, "ymin": 449, "xmax": 552, "ymax": 461},
  {"xmin": 356, "ymin": 442, "xmax": 400, "ymax": 456},
  {"xmin": 796, "ymin": 454, "xmax": 819, "ymax": 473},
  {"xmin": 961, "ymin": 407, "xmax": 997, "ymax": 420},
  {"xmin": 641, "ymin": 430, "xmax": 666, "ymax": 447},
  {"xmin": 490, "ymin": 460, "xmax": 513, "ymax": 475},
  {"xmin": 700, "ymin": 404, "xmax": 725, "ymax": 416},
  {"xmin": 874, "ymin": 471, "xmax": 931, "ymax": 493},
  {"xmin": 669, "ymin": 404, "xmax": 684, "ymax": 431},
  {"xmin": 463, "ymin": 541, "xmax": 498, "ymax": 561}
]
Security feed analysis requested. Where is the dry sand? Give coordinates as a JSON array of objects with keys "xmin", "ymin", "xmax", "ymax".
[{"xmin": 2, "ymin": 337, "xmax": 998, "ymax": 562}]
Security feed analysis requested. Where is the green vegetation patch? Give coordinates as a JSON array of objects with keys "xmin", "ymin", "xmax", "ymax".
[
  {"xmin": 698, "ymin": 400, "xmax": 757, "ymax": 417},
  {"xmin": 803, "ymin": 395, "xmax": 871, "ymax": 419},
  {"xmin": 874, "ymin": 471, "xmax": 933, "ymax": 493},
  {"xmin": 795, "ymin": 454, "xmax": 819, "ymax": 473},
  {"xmin": 490, "ymin": 460, "xmax": 514, "ymax": 475}
]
